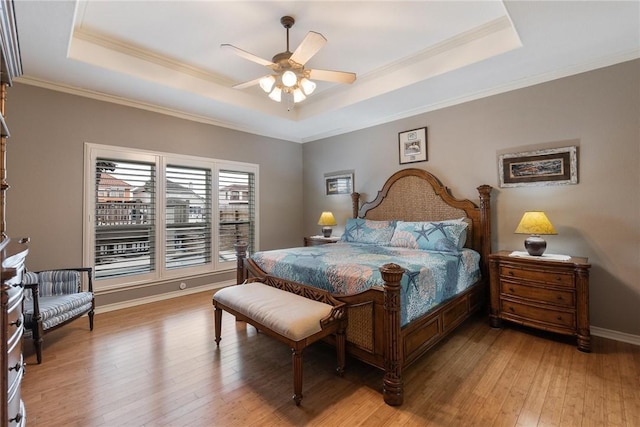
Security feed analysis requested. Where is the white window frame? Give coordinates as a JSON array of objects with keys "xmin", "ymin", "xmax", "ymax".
[{"xmin": 83, "ymin": 143, "xmax": 259, "ymax": 291}]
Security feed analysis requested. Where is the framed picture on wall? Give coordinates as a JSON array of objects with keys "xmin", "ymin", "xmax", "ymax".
[
  {"xmin": 498, "ymin": 146, "xmax": 578, "ymax": 187},
  {"xmin": 325, "ymin": 172, "xmax": 353, "ymax": 195},
  {"xmin": 399, "ymin": 127, "xmax": 427, "ymax": 164}
]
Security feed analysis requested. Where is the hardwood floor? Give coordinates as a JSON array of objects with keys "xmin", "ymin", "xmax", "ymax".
[{"xmin": 22, "ymin": 291, "xmax": 640, "ymax": 426}]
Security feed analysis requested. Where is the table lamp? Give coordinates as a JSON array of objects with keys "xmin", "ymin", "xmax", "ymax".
[
  {"xmin": 514, "ymin": 211, "xmax": 557, "ymax": 256},
  {"xmin": 317, "ymin": 211, "xmax": 337, "ymax": 238}
]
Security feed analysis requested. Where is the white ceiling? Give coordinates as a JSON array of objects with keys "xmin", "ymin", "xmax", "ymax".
[{"xmin": 12, "ymin": 1, "xmax": 640, "ymax": 143}]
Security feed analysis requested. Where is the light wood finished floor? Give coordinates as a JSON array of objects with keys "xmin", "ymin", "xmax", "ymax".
[{"xmin": 22, "ymin": 291, "xmax": 640, "ymax": 426}]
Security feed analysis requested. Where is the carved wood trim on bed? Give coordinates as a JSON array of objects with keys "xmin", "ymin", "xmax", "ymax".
[{"xmin": 236, "ymin": 167, "xmax": 492, "ymax": 406}]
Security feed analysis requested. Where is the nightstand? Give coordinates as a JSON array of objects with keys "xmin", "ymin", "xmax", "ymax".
[
  {"xmin": 304, "ymin": 236, "xmax": 340, "ymax": 246},
  {"xmin": 489, "ymin": 250, "xmax": 591, "ymax": 352}
]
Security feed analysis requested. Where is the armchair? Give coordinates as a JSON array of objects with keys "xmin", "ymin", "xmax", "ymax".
[{"xmin": 22, "ymin": 267, "xmax": 94, "ymax": 364}]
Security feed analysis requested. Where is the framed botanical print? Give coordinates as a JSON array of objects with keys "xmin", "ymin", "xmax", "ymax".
[{"xmin": 399, "ymin": 127, "xmax": 427, "ymax": 164}]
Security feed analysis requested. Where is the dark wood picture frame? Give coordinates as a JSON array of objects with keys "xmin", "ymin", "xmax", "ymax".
[
  {"xmin": 398, "ymin": 127, "xmax": 427, "ymax": 164},
  {"xmin": 325, "ymin": 172, "xmax": 353, "ymax": 195},
  {"xmin": 499, "ymin": 146, "xmax": 578, "ymax": 187}
]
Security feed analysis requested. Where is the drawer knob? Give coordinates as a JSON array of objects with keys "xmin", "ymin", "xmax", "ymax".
[
  {"xmin": 557, "ymin": 316, "xmax": 563, "ymax": 321},
  {"xmin": 9, "ymin": 361, "xmax": 22, "ymax": 372},
  {"xmin": 557, "ymin": 295, "xmax": 564, "ymax": 301},
  {"xmin": 508, "ymin": 287, "xmax": 515, "ymax": 293},
  {"xmin": 10, "ymin": 317, "xmax": 22, "ymax": 328},
  {"xmin": 508, "ymin": 306, "xmax": 515, "ymax": 312}
]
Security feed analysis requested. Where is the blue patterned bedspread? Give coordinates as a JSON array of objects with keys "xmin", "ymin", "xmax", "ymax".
[{"xmin": 250, "ymin": 242, "xmax": 481, "ymax": 325}]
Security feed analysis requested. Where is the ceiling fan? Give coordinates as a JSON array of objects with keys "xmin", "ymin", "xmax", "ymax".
[{"xmin": 221, "ymin": 16, "xmax": 356, "ymax": 104}]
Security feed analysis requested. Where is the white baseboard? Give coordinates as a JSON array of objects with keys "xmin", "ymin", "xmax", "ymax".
[
  {"xmin": 591, "ymin": 326, "xmax": 640, "ymax": 346},
  {"xmin": 95, "ymin": 280, "xmax": 233, "ymax": 314}
]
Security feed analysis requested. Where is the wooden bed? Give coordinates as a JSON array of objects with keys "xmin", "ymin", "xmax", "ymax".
[{"xmin": 235, "ymin": 168, "xmax": 492, "ymax": 405}]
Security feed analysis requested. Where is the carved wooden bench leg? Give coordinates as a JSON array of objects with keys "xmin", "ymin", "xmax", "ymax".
[
  {"xmin": 292, "ymin": 348, "xmax": 304, "ymax": 406},
  {"xmin": 214, "ymin": 307, "xmax": 222, "ymax": 346},
  {"xmin": 336, "ymin": 327, "xmax": 346, "ymax": 377}
]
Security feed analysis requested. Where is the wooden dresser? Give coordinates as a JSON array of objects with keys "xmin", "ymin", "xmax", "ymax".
[
  {"xmin": 488, "ymin": 250, "xmax": 591, "ymax": 352},
  {"xmin": 1, "ymin": 238, "xmax": 28, "ymax": 426},
  {"xmin": 0, "ymin": 2, "xmax": 25, "ymax": 424}
]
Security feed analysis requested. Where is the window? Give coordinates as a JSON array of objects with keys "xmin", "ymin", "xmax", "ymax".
[
  {"xmin": 218, "ymin": 170, "xmax": 255, "ymax": 262},
  {"xmin": 95, "ymin": 160, "xmax": 156, "ymax": 280},
  {"xmin": 84, "ymin": 144, "xmax": 258, "ymax": 290},
  {"xmin": 165, "ymin": 165, "xmax": 211, "ymax": 270}
]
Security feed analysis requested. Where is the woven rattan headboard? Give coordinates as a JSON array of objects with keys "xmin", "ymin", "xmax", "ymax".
[{"xmin": 351, "ymin": 168, "xmax": 492, "ymax": 270}]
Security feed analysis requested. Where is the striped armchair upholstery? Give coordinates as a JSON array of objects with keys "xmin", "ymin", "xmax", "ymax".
[{"xmin": 22, "ymin": 267, "xmax": 94, "ymax": 364}]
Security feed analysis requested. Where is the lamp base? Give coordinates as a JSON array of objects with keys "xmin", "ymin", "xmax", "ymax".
[
  {"xmin": 524, "ymin": 235, "xmax": 547, "ymax": 256},
  {"xmin": 322, "ymin": 227, "xmax": 332, "ymax": 238}
]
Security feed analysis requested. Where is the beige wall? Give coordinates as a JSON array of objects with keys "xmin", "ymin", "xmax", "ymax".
[
  {"xmin": 5, "ymin": 60, "xmax": 639, "ymax": 336},
  {"xmin": 303, "ymin": 60, "xmax": 640, "ymax": 336},
  {"xmin": 6, "ymin": 84, "xmax": 304, "ymax": 306}
]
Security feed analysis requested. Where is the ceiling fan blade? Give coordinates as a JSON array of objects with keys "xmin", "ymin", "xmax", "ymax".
[
  {"xmin": 232, "ymin": 76, "xmax": 267, "ymax": 90},
  {"xmin": 289, "ymin": 31, "xmax": 327, "ymax": 66},
  {"xmin": 221, "ymin": 44, "xmax": 275, "ymax": 67},
  {"xmin": 308, "ymin": 69, "xmax": 356, "ymax": 84}
]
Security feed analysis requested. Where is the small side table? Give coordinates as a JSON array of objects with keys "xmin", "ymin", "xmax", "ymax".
[
  {"xmin": 304, "ymin": 236, "xmax": 340, "ymax": 247},
  {"xmin": 489, "ymin": 250, "xmax": 591, "ymax": 352}
]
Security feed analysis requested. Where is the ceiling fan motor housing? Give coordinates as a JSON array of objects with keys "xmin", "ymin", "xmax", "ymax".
[{"xmin": 280, "ymin": 16, "xmax": 295, "ymax": 29}]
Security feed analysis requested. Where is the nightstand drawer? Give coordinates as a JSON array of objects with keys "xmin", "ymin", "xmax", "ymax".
[
  {"xmin": 500, "ymin": 265, "xmax": 574, "ymax": 287},
  {"xmin": 500, "ymin": 281, "xmax": 575, "ymax": 307},
  {"xmin": 501, "ymin": 299, "xmax": 575, "ymax": 329}
]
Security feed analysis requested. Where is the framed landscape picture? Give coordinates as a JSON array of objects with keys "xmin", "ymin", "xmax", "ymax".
[
  {"xmin": 499, "ymin": 146, "xmax": 578, "ymax": 187},
  {"xmin": 325, "ymin": 172, "xmax": 353, "ymax": 195},
  {"xmin": 399, "ymin": 127, "xmax": 427, "ymax": 164}
]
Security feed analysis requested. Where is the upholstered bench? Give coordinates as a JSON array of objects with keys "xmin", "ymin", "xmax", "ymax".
[{"xmin": 212, "ymin": 277, "xmax": 347, "ymax": 405}]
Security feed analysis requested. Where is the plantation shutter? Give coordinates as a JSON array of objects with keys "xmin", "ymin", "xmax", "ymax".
[
  {"xmin": 94, "ymin": 159, "xmax": 156, "ymax": 279},
  {"xmin": 165, "ymin": 165, "xmax": 212, "ymax": 269},
  {"xmin": 218, "ymin": 170, "xmax": 255, "ymax": 261}
]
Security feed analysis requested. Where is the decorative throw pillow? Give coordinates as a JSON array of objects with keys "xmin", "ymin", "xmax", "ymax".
[
  {"xmin": 389, "ymin": 219, "xmax": 468, "ymax": 252},
  {"xmin": 341, "ymin": 218, "xmax": 397, "ymax": 245}
]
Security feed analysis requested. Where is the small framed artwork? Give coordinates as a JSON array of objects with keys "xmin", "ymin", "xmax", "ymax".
[
  {"xmin": 325, "ymin": 172, "xmax": 353, "ymax": 195},
  {"xmin": 499, "ymin": 146, "xmax": 578, "ymax": 188},
  {"xmin": 399, "ymin": 127, "xmax": 427, "ymax": 164}
]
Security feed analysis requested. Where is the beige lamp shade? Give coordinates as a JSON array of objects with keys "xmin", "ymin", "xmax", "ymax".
[
  {"xmin": 317, "ymin": 211, "xmax": 337, "ymax": 238},
  {"xmin": 514, "ymin": 211, "xmax": 557, "ymax": 235}
]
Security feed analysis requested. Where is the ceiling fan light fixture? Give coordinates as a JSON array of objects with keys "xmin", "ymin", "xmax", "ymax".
[
  {"xmin": 300, "ymin": 78, "xmax": 316, "ymax": 95},
  {"xmin": 259, "ymin": 75, "xmax": 276, "ymax": 93},
  {"xmin": 281, "ymin": 70, "xmax": 298, "ymax": 87},
  {"xmin": 268, "ymin": 86, "xmax": 282, "ymax": 102},
  {"xmin": 293, "ymin": 88, "xmax": 306, "ymax": 103}
]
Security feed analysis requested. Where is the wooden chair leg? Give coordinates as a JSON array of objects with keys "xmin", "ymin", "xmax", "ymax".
[
  {"xmin": 33, "ymin": 323, "xmax": 43, "ymax": 364},
  {"xmin": 89, "ymin": 310, "xmax": 95, "ymax": 331},
  {"xmin": 292, "ymin": 348, "xmax": 304, "ymax": 406},
  {"xmin": 214, "ymin": 307, "xmax": 222, "ymax": 346}
]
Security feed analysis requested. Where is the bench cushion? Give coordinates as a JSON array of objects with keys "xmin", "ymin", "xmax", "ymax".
[{"xmin": 214, "ymin": 283, "xmax": 334, "ymax": 341}]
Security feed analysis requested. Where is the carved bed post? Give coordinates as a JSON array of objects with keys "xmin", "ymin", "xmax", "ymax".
[
  {"xmin": 234, "ymin": 242, "xmax": 248, "ymax": 284},
  {"xmin": 351, "ymin": 192, "xmax": 360, "ymax": 218},
  {"xmin": 477, "ymin": 185, "xmax": 492, "ymax": 278},
  {"xmin": 380, "ymin": 262, "xmax": 405, "ymax": 406}
]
